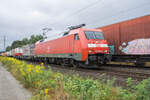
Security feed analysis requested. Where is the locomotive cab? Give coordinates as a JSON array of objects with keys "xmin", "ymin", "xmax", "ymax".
[
  {"xmin": 76, "ymin": 29, "xmax": 111, "ymax": 65},
  {"xmin": 84, "ymin": 30, "xmax": 109, "ymax": 54}
]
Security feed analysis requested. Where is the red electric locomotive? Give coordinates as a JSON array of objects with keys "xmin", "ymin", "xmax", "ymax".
[{"xmin": 34, "ymin": 24, "xmax": 110, "ymax": 67}]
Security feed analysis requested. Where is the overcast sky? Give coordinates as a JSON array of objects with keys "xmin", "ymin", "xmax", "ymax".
[{"xmin": 0, "ymin": 0, "xmax": 150, "ymax": 51}]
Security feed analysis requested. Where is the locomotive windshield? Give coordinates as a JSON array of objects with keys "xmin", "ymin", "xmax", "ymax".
[{"xmin": 84, "ymin": 31, "xmax": 104, "ymax": 39}]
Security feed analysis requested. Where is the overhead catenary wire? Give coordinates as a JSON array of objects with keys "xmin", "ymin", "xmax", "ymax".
[
  {"xmin": 46, "ymin": 0, "xmax": 150, "ymax": 40},
  {"xmin": 49, "ymin": 0, "xmax": 104, "ymax": 25},
  {"xmin": 49, "ymin": 0, "xmax": 150, "ymax": 28},
  {"xmin": 66, "ymin": 1, "xmax": 150, "ymax": 27},
  {"xmin": 45, "ymin": 0, "xmax": 104, "ymax": 38},
  {"xmin": 89, "ymin": 1, "xmax": 150, "ymax": 27},
  {"xmin": 4, "ymin": 36, "xmax": 6, "ymax": 51}
]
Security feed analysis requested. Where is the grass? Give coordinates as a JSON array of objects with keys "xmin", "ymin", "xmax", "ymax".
[{"xmin": 0, "ymin": 57, "xmax": 150, "ymax": 100}]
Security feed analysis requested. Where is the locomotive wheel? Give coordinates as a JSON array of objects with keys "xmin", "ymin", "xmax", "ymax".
[
  {"xmin": 60, "ymin": 60, "xmax": 66, "ymax": 66},
  {"xmin": 71, "ymin": 59, "xmax": 78, "ymax": 68}
]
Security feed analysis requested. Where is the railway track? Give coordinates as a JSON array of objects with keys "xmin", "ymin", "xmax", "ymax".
[
  {"xmin": 28, "ymin": 60, "xmax": 150, "ymax": 79},
  {"xmin": 26, "ymin": 60, "xmax": 150, "ymax": 87},
  {"xmin": 100, "ymin": 67, "xmax": 150, "ymax": 81},
  {"xmin": 105, "ymin": 63, "xmax": 150, "ymax": 70},
  {"xmin": 53, "ymin": 64, "xmax": 150, "ymax": 87}
]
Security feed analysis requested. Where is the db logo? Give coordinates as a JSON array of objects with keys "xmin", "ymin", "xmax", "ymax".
[{"xmin": 96, "ymin": 44, "xmax": 100, "ymax": 47}]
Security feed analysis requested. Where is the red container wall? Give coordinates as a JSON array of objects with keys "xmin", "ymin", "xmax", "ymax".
[
  {"xmin": 97, "ymin": 15, "xmax": 150, "ymax": 55},
  {"xmin": 100, "ymin": 24, "xmax": 120, "ymax": 54},
  {"xmin": 120, "ymin": 16, "xmax": 146, "ymax": 44},
  {"xmin": 145, "ymin": 16, "xmax": 150, "ymax": 37}
]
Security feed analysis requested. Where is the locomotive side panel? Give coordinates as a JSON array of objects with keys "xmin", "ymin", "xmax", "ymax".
[{"xmin": 34, "ymin": 34, "xmax": 82, "ymax": 61}]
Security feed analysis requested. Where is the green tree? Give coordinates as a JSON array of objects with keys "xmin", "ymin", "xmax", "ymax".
[
  {"xmin": 6, "ymin": 46, "xmax": 11, "ymax": 51},
  {"xmin": 22, "ymin": 38, "xmax": 29, "ymax": 45},
  {"xmin": 29, "ymin": 35, "xmax": 44, "ymax": 44},
  {"xmin": 11, "ymin": 40, "xmax": 23, "ymax": 49},
  {"xmin": 6, "ymin": 34, "xmax": 44, "ymax": 51}
]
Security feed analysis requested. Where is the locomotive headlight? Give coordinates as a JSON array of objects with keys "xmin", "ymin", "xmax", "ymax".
[
  {"xmin": 100, "ymin": 44, "xmax": 108, "ymax": 47},
  {"xmin": 104, "ymin": 50, "xmax": 108, "ymax": 52},
  {"xmin": 89, "ymin": 50, "xmax": 94, "ymax": 53},
  {"xmin": 88, "ymin": 44, "xmax": 96, "ymax": 47}
]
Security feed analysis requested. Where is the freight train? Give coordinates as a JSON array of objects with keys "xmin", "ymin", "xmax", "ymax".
[
  {"xmin": 97, "ymin": 15, "xmax": 150, "ymax": 65},
  {"xmin": 4, "ymin": 24, "xmax": 111, "ymax": 67}
]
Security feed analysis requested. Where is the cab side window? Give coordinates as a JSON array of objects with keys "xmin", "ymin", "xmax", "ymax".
[{"xmin": 74, "ymin": 34, "xmax": 79, "ymax": 40}]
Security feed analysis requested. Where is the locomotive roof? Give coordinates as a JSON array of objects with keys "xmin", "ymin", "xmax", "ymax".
[{"xmin": 36, "ymin": 28, "xmax": 103, "ymax": 44}]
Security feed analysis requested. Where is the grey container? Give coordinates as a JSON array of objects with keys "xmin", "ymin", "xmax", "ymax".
[{"xmin": 22, "ymin": 44, "xmax": 35, "ymax": 56}]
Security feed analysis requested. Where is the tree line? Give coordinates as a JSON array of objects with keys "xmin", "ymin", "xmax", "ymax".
[{"xmin": 6, "ymin": 35, "xmax": 44, "ymax": 51}]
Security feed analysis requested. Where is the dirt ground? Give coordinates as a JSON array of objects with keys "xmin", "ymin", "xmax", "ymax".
[
  {"xmin": 49, "ymin": 64, "xmax": 150, "ymax": 87},
  {"xmin": 0, "ymin": 63, "xmax": 32, "ymax": 100}
]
